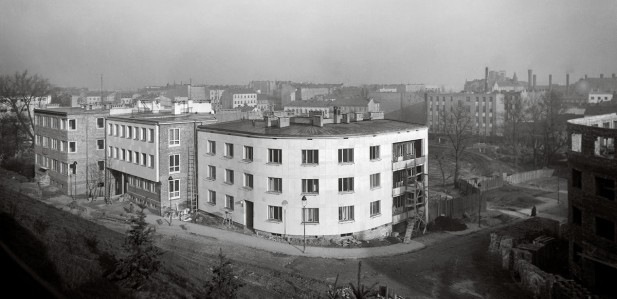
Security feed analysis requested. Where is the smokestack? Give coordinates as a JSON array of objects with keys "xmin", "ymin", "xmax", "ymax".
[
  {"xmin": 613, "ymin": 73, "xmax": 616, "ymax": 78},
  {"xmin": 600, "ymin": 74, "xmax": 604, "ymax": 79},
  {"xmin": 533, "ymin": 74, "xmax": 537, "ymax": 90},
  {"xmin": 528, "ymin": 69, "xmax": 532, "ymax": 90},
  {"xmin": 549, "ymin": 74, "xmax": 552, "ymax": 89},
  {"xmin": 566, "ymin": 73, "xmax": 570, "ymax": 95},
  {"xmin": 485, "ymin": 67, "xmax": 489, "ymax": 92},
  {"xmin": 585, "ymin": 74, "xmax": 588, "ymax": 79}
]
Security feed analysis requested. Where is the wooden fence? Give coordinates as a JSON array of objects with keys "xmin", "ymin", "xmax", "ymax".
[
  {"xmin": 428, "ymin": 193, "xmax": 487, "ymax": 222},
  {"xmin": 505, "ymin": 169, "xmax": 555, "ymax": 184}
]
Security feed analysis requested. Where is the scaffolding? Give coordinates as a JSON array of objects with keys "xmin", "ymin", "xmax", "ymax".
[{"xmin": 402, "ymin": 151, "xmax": 428, "ymax": 243}]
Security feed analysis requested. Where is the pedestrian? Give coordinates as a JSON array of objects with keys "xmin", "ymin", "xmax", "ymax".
[
  {"xmin": 129, "ymin": 202, "xmax": 134, "ymax": 213},
  {"xmin": 531, "ymin": 205, "xmax": 537, "ymax": 217}
]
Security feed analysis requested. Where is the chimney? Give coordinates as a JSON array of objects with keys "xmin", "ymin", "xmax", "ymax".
[
  {"xmin": 533, "ymin": 74, "xmax": 537, "ymax": 90},
  {"xmin": 585, "ymin": 74, "xmax": 588, "ymax": 79},
  {"xmin": 485, "ymin": 67, "xmax": 489, "ymax": 92},
  {"xmin": 549, "ymin": 74, "xmax": 552, "ymax": 89},
  {"xmin": 600, "ymin": 74, "xmax": 604, "ymax": 79},
  {"xmin": 528, "ymin": 69, "xmax": 532, "ymax": 90},
  {"xmin": 566, "ymin": 73, "xmax": 570, "ymax": 95},
  {"xmin": 613, "ymin": 73, "xmax": 616, "ymax": 78}
]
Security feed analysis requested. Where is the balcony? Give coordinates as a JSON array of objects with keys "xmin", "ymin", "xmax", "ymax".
[{"xmin": 393, "ymin": 156, "xmax": 426, "ymax": 170}]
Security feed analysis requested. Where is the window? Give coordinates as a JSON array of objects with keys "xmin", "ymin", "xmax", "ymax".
[
  {"xmin": 169, "ymin": 128, "xmax": 180, "ymax": 145},
  {"xmin": 302, "ymin": 149, "xmax": 319, "ymax": 164},
  {"xmin": 303, "ymin": 208, "xmax": 319, "ymax": 223},
  {"xmin": 572, "ymin": 169, "xmax": 582, "ymax": 189},
  {"xmin": 97, "ymin": 139, "xmax": 104, "ymax": 150},
  {"xmin": 108, "ymin": 146, "xmax": 112, "ymax": 157},
  {"xmin": 268, "ymin": 149, "xmax": 282, "ymax": 164},
  {"xmin": 244, "ymin": 173, "xmax": 253, "ymax": 189},
  {"xmin": 149, "ymin": 155, "xmax": 154, "ymax": 168},
  {"xmin": 268, "ymin": 206, "xmax": 282, "ymax": 221},
  {"xmin": 370, "ymin": 173, "xmax": 381, "ymax": 189},
  {"xmin": 225, "ymin": 143, "xmax": 234, "ymax": 158},
  {"xmin": 595, "ymin": 217, "xmax": 615, "ymax": 240},
  {"xmin": 207, "ymin": 165, "xmax": 216, "ymax": 180},
  {"xmin": 302, "ymin": 179, "xmax": 319, "ymax": 194},
  {"xmin": 370, "ymin": 201, "xmax": 381, "ymax": 216},
  {"xmin": 121, "ymin": 149, "xmax": 126, "ymax": 161},
  {"xmin": 208, "ymin": 190, "xmax": 216, "ymax": 204},
  {"xmin": 225, "ymin": 169, "xmax": 234, "ymax": 184},
  {"xmin": 268, "ymin": 177, "xmax": 282, "ymax": 193},
  {"xmin": 69, "ymin": 142, "xmax": 76, "ymax": 153},
  {"xmin": 572, "ymin": 206, "xmax": 582, "ymax": 226},
  {"xmin": 207, "ymin": 140, "xmax": 216, "ymax": 155},
  {"xmin": 127, "ymin": 126, "xmax": 132, "ymax": 139},
  {"xmin": 573, "ymin": 243, "xmax": 582, "ymax": 265},
  {"xmin": 141, "ymin": 128, "xmax": 147, "ymax": 141},
  {"xmin": 169, "ymin": 179, "xmax": 180, "ymax": 199},
  {"xmin": 120, "ymin": 125, "xmax": 125, "ymax": 137},
  {"xmin": 338, "ymin": 148, "xmax": 354, "ymax": 163},
  {"xmin": 68, "ymin": 119, "xmax": 76, "ymax": 130},
  {"xmin": 393, "ymin": 195, "xmax": 406, "ymax": 214},
  {"xmin": 127, "ymin": 150, "xmax": 132, "ymax": 162},
  {"xmin": 61, "ymin": 119, "xmax": 67, "ymax": 130},
  {"xmin": 107, "ymin": 123, "xmax": 112, "ymax": 135},
  {"xmin": 70, "ymin": 162, "xmax": 76, "ymax": 174},
  {"xmin": 114, "ymin": 147, "xmax": 119, "ymax": 159},
  {"xmin": 98, "ymin": 161, "xmax": 105, "ymax": 171},
  {"xmin": 338, "ymin": 206, "xmax": 354, "ymax": 221},
  {"xmin": 169, "ymin": 154, "xmax": 180, "ymax": 173},
  {"xmin": 141, "ymin": 153, "xmax": 147, "ymax": 166},
  {"xmin": 134, "ymin": 152, "xmax": 140, "ymax": 164},
  {"xmin": 595, "ymin": 176, "xmax": 615, "ymax": 200},
  {"xmin": 133, "ymin": 127, "xmax": 139, "ymax": 140},
  {"xmin": 148, "ymin": 129, "xmax": 154, "ymax": 142},
  {"xmin": 243, "ymin": 146, "xmax": 253, "ymax": 161},
  {"xmin": 338, "ymin": 177, "xmax": 354, "ymax": 192},
  {"xmin": 370, "ymin": 145, "xmax": 380, "ymax": 160},
  {"xmin": 225, "ymin": 195, "xmax": 234, "ymax": 210}
]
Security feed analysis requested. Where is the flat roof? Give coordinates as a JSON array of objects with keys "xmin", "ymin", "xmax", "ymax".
[
  {"xmin": 34, "ymin": 107, "xmax": 111, "ymax": 116},
  {"xmin": 198, "ymin": 118, "xmax": 426, "ymax": 138},
  {"xmin": 107, "ymin": 112, "xmax": 216, "ymax": 125}
]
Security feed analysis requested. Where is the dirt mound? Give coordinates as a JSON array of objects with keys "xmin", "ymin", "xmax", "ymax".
[{"xmin": 432, "ymin": 216, "xmax": 468, "ymax": 231}]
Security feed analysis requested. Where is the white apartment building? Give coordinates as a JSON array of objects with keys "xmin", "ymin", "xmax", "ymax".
[{"xmin": 197, "ymin": 115, "xmax": 428, "ymax": 240}]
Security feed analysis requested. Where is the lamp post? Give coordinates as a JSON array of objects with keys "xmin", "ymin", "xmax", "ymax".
[
  {"xmin": 477, "ymin": 182, "xmax": 482, "ymax": 228},
  {"xmin": 302, "ymin": 195, "xmax": 307, "ymax": 253},
  {"xmin": 168, "ymin": 176, "xmax": 173, "ymax": 226},
  {"xmin": 72, "ymin": 161, "xmax": 78, "ymax": 199}
]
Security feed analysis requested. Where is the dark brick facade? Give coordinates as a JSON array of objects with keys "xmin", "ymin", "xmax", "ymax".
[{"xmin": 566, "ymin": 117, "xmax": 617, "ymax": 294}]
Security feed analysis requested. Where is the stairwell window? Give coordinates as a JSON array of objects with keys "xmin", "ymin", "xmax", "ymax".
[
  {"xmin": 169, "ymin": 154, "xmax": 180, "ymax": 173},
  {"xmin": 69, "ymin": 142, "xmax": 76, "ymax": 153},
  {"xmin": 68, "ymin": 119, "xmax": 76, "ymax": 130},
  {"xmin": 97, "ymin": 118, "xmax": 104, "ymax": 129},
  {"xmin": 169, "ymin": 179, "xmax": 180, "ymax": 199},
  {"xmin": 338, "ymin": 206, "xmax": 354, "ymax": 222},
  {"xmin": 268, "ymin": 205, "xmax": 282, "ymax": 222},
  {"xmin": 370, "ymin": 200, "xmax": 381, "ymax": 217},
  {"xmin": 97, "ymin": 139, "xmax": 104, "ymax": 150},
  {"xmin": 169, "ymin": 128, "xmax": 180, "ymax": 146},
  {"xmin": 338, "ymin": 148, "xmax": 354, "ymax": 163}
]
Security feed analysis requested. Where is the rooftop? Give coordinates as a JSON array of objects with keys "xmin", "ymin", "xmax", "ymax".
[
  {"xmin": 107, "ymin": 111, "xmax": 215, "ymax": 125},
  {"xmin": 198, "ymin": 118, "xmax": 425, "ymax": 138},
  {"xmin": 284, "ymin": 97, "xmax": 375, "ymax": 108},
  {"xmin": 34, "ymin": 107, "xmax": 111, "ymax": 116}
]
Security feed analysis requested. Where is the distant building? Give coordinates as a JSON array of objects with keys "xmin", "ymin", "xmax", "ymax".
[
  {"xmin": 221, "ymin": 89, "xmax": 258, "ymax": 109},
  {"xmin": 249, "ymin": 80, "xmax": 276, "ymax": 95},
  {"xmin": 426, "ymin": 92, "xmax": 505, "ymax": 136},
  {"xmin": 196, "ymin": 114, "xmax": 428, "ymax": 240},
  {"xmin": 588, "ymin": 92, "xmax": 614, "ymax": 104},
  {"xmin": 567, "ymin": 113, "xmax": 617, "ymax": 296},
  {"xmin": 283, "ymin": 98, "xmax": 381, "ymax": 117}
]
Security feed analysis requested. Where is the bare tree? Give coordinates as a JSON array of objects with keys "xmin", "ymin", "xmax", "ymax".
[
  {"xmin": 502, "ymin": 93, "xmax": 529, "ymax": 168},
  {"xmin": 0, "ymin": 71, "xmax": 52, "ymax": 146},
  {"xmin": 86, "ymin": 162, "xmax": 105, "ymax": 200},
  {"xmin": 440, "ymin": 103, "xmax": 474, "ymax": 187},
  {"xmin": 433, "ymin": 151, "xmax": 453, "ymax": 189},
  {"xmin": 525, "ymin": 91, "xmax": 567, "ymax": 167}
]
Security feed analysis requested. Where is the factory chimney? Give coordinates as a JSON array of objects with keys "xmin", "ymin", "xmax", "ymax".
[
  {"xmin": 549, "ymin": 74, "xmax": 552, "ymax": 90},
  {"xmin": 566, "ymin": 73, "xmax": 570, "ymax": 95},
  {"xmin": 528, "ymin": 69, "xmax": 532, "ymax": 90},
  {"xmin": 585, "ymin": 74, "xmax": 588, "ymax": 79},
  {"xmin": 600, "ymin": 74, "xmax": 604, "ymax": 79},
  {"xmin": 485, "ymin": 67, "xmax": 489, "ymax": 92},
  {"xmin": 533, "ymin": 74, "xmax": 537, "ymax": 90}
]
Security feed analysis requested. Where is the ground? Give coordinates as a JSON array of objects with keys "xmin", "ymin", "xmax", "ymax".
[{"xmin": 0, "ymin": 165, "xmax": 555, "ymax": 299}]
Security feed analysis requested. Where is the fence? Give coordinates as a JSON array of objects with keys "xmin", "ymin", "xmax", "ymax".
[
  {"xmin": 504, "ymin": 169, "xmax": 555, "ymax": 184},
  {"xmin": 428, "ymin": 193, "xmax": 487, "ymax": 222}
]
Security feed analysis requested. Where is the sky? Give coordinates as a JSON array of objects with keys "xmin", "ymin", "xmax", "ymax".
[{"xmin": 1, "ymin": 0, "xmax": 617, "ymax": 91}]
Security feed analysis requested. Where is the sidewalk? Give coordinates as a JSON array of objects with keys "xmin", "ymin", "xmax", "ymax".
[{"xmin": 145, "ymin": 214, "xmax": 425, "ymax": 259}]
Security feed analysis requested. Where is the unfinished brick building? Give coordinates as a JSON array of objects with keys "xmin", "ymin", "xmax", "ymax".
[{"xmin": 567, "ymin": 113, "xmax": 617, "ymax": 296}]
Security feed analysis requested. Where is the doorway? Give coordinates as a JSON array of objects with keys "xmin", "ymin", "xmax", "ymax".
[{"xmin": 244, "ymin": 200, "xmax": 254, "ymax": 230}]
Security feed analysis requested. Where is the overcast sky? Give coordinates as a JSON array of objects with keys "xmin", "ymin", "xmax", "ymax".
[{"xmin": 1, "ymin": 0, "xmax": 616, "ymax": 90}]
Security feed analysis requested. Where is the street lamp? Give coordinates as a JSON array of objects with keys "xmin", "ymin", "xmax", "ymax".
[
  {"xmin": 168, "ymin": 176, "xmax": 173, "ymax": 226},
  {"xmin": 302, "ymin": 195, "xmax": 307, "ymax": 253},
  {"xmin": 72, "ymin": 161, "xmax": 78, "ymax": 199},
  {"xmin": 477, "ymin": 182, "xmax": 482, "ymax": 228}
]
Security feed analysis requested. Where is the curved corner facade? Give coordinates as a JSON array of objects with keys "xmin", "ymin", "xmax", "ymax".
[
  {"xmin": 196, "ymin": 118, "xmax": 428, "ymax": 240},
  {"xmin": 566, "ymin": 113, "xmax": 617, "ymax": 292}
]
